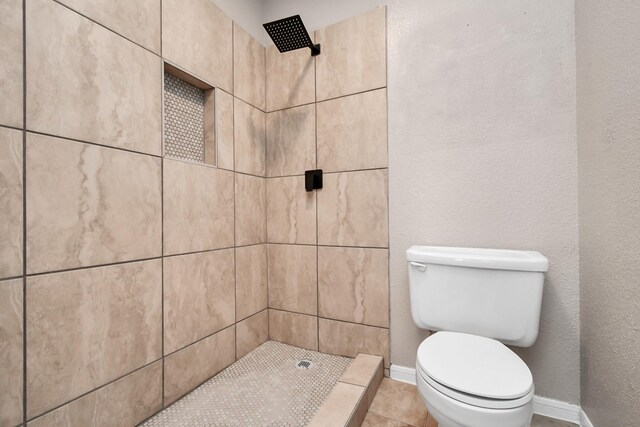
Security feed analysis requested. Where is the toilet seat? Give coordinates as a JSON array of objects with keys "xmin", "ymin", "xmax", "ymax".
[
  {"xmin": 417, "ymin": 364, "xmax": 534, "ymax": 409},
  {"xmin": 417, "ymin": 332, "xmax": 534, "ymax": 409}
]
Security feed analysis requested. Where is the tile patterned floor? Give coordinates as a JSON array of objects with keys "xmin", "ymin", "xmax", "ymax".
[
  {"xmin": 364, "ymin": 378, "xmax": 579, "ymax": 427},
  {"xmin": 142, "ymin": 341, "xmax": 352, "ymax": 427}
]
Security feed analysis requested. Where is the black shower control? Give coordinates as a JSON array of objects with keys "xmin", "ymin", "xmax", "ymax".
[{"xmin": 305, "ymin": 169, "xmax": 323, "ymax": 192}]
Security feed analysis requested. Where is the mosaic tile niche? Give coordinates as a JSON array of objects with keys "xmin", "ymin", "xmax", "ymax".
[{"xmin": 164, "ymin": 72, "xmax": 215, "ymax": 165}]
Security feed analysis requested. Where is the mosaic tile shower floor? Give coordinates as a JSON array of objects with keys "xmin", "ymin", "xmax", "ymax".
[{"xmin": 142, "ymin": 341, "xmax": 353, "ymax": 427}]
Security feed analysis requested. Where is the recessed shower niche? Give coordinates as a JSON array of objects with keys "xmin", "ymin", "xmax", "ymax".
[{"xmin": 163, "ymin": 63, "xmax": 217, "ymax": 165}]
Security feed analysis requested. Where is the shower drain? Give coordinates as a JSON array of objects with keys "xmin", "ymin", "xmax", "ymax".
[{"xmin": 296, "ymin": 359, "xmax": 313, "ymax": 369}]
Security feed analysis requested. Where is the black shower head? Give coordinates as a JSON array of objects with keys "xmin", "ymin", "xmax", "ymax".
[{"xmin": 263, "ymin": 15, "xmax": 321, "ymax": 56}]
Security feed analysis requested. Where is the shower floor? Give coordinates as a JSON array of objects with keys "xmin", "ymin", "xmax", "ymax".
[{"xmin": 142, "ymin": 341, "xmax": 352, "ymax": 427}]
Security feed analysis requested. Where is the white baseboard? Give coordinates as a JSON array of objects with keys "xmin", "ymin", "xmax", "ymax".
[
  {"xmin": 390, "ymin": 364, "xmax": 586, "ymax": 426},
  {"xmin": 390, "ymin": 364, "xmax": 417, "ymax": 385},
  {"xmin": 533, "ymin": 396, "xmax": 581, "ymax": 424},
  {"xmin": 579, "ymin": 409, "xmax": 594, "ymax": 427}
]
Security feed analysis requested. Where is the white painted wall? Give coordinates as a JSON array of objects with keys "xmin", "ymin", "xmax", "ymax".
[
  {"xmin": 262, "ymin": 0, "xmax": 580, "ymax": 404},
  {"xmin": 262, "ymin": 0, "xmax": 386, "ymax": 36},
  {"xmin": 577, "ymin": 0, "xmax": 640, "ymax": 424},
  {"xmin": 211, "ymin": 0, "xmax": 267, "ymax": 44}
]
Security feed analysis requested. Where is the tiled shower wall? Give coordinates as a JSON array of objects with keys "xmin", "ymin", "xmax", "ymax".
[
  {"xmin": 0, "ymin": 1, "xmax": 388, "ymax": 425},
  {"xmin": 264, "ymin": 8, "xmax": 390, "ymax": 372},
  {"xmin": 0, "ymin": 0, "xmax": 268, "ymax": 425}
]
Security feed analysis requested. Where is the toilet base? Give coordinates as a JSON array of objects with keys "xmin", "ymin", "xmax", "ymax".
[{"xmin": 417, "ymin": 370, "xmax": 533, "ymax": 427}]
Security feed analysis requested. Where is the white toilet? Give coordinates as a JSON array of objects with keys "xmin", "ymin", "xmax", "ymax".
[{"xmin": 406, "ymin": 246, "xmax": 549, "ymax": 427}]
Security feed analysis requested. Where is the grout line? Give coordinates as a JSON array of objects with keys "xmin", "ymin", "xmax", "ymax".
[
  {"xmin": 265, "ymin": 242, "xmax": 389, "ymax": 250},
  {"xmin": 261, "ymin": 35, "xmax": 270, "ymax": 336},
  {"xmin": 162, "ymin": 323, "xmax": 236, "ymax": 359},
  {"xmin": 159, "ymin": 0, "xmax": 162, "ymax": 58},
  {"xmin": 25, "ymin": 129, "xmax": 162, "ymax": 159},
  {"xmin": 265, "ymin": 86, "xmax": 386, "ymax": 115},
  {"xmin": 163, "ymin": 245, "xmax": 237, "ymax": 259},
  {"xmin": 0, "ymin": 274, "xmax": 25, "ymax": 283},
  {"xmin": 265, "ymin": 173, "xmax": 305, "ymax": 179},
  {"xmin": 26, "ymin": 244, "xmax": 258, "ymax": 279},
  {"xmin": 314, "ymin": 48, "xmax": 320, "ymax": 352},
  {"xmin": 235, "ymin": 308, "xmax": 269, "ymax": 328},
  {"xmin": 22, "ymin": 0, "xmax": 27, "ymax": 422},
  {"xmin": 0, "ymin": 123, "xmax": 24, "ymax": 133},
  {"xmin": 268, "ymin": 307, "xmax": 390, "ymax": 331},
  {"xmin": 383, "ymin": 6, "xmax": 391, "ymax": 367},
  {"xmin": 51, "ymin": 0, "xmax": 161, "ymax": 58},
  {"xmin": 231, "ymin": 26, "xmax": 237, "ymax": 363},
  {"xmin": 315, "ymin": 86, "xmax": 387, "ymax": 105},
  {"xmin": 24, "ymin": 256, "xmax": 164, "ymax": 278},
  {"xmin": 265, "ymin": 99, "xmax": 317, "ymax": 115},
  {"xmin": 233, "ymin": 94, "xmax": 267, "ymax": 115},
  {"xmin": 265, "ymin": 167, "xmax": 389, "ymax": 181},
  {"xmin": 26, "ymin": 357, "xmax": 163, "ymax": 423},
  {"xmin": 323, "ymin": 167, "xmax": 388, "ymax": 175},
  {"xmin": 159, "ymin": 43, "xmax": 166, "ymax": 408}
]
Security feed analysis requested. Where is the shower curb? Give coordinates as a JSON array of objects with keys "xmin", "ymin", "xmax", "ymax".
[{"xmin": 308, "ymin": 353, "xmax": 384, "ymax": 427}]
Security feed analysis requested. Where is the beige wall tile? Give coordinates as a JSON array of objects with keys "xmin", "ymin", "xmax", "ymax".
[
  {"xmin": 28, "ymin": 362, "xmax": 162, "ymax": 427},
  {"xmin": 204, "ymin": 89, "xmax": 216, "ymax": 166},
  {"xmin": 0, "ymin": 0, "xmax": 23, "ymax": 128},
  {"xmin": 164, "ymin": 249, "xmax": 235, "ymax": 355},
  {"xmin": 163, "ymin": 159, "xmax": 234, "ymax": 255},
  {"xmin": 26, "ymin": 0, "xmax": 162, "ymax": 155},
  {"xmin": 57, "ymin": 0, "xmax": 160, "ymax": 53},
  {"xmin": 236, "ymin": 310, "xmax": 268, "ymax": 359},
  {"xmin": 316, "ymin": 7, "xmax": 386, "ymax": 101},
  {"xmin": 216, "ymin": 89, "xmax": 234, "ymax": 170},
  {"xmin": 236, "ymin": 244, "xmax": 268, "ymax": 321},
  {"xmin": 318, "ymin": 170, "xmax": 388, "ymax": 248},
  {"xmin": 164, "ymin": 326, "xmax": 235, "ymax": 405},
  {"xmin": 308, "ymin": 382, "xmax": 365, "ymax": 427},
  {"xmin": 235, "ymin": 173, "xmax": 266, "ymax": 246},
  {"xmin": 0, "ymin": 278, "xmax": 23, "ymax": 427},
  {"xmin": 318, "ymin": 247, "xmax": 389, "ymax": 328},
  {"xmin": 268, "ymin": 309, "xmax": 318, "ymax": 351},
  {"xmin": 26, "ymin": 134, "xmax": 162, "ymax": 274},
  {"xmin": 26, "ymin": 260, "xmax": 162, "ymax": 418},
  {"xmin": 317, "ymin": 89, "xmax": 388, "ymax": 172},
  {"xmin": 0, "ymin": 128, "xmax": 22, "ymax": 279},
  {"xmin": 266, "ymin": 104, "xmax": 316, "ymax": 177},
  {"xmin": 234, "ymin": 24, "xmax": 266, "ymax": 111},
  {"xmin": 234, "ymin": 98, "xmax": 266, "ymax": 176},
  {"xmin": 266, "ymin": 44, "xmax": 315, "ymax": 112},
  {"xmin": 162, "ymin": 0, "xmax": 232, "ymax": 92},
  {"xmin": 319, "ymin": 319, "xmax": 389, "ymax": 368},
  {"xmin": 267, "ymin": 177, "xmax": 316, "ymax": 245},
  {"xmin": 268, "ymin": 245, "xmax": 317, "ymax": 315}
]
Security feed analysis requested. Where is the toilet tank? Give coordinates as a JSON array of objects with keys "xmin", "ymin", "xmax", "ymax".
[{"xmin": 406, "ymin": 246, "xmax": 549, "ymax": 347}]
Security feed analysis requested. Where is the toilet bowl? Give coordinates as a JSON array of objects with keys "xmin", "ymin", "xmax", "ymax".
[
  {"xmin": 415, "ymin": 331, "xmax": 534, "ymax": 427},
  {"xmin": 406, "ymin": 246, "xmax": 549, "ymax": 427}
]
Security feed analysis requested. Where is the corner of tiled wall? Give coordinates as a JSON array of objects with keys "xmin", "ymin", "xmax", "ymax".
[{"xmin": 265, "ymin": 6, "xmax": 390, "ymax": 368}]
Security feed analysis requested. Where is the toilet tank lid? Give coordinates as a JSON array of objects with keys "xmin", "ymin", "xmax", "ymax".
[{"xmin": 406, "ymin": 246, "xmax": 549, "ymax": 272}]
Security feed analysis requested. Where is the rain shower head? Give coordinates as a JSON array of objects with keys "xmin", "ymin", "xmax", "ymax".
[{"xmin": 263, "ymin": 15, "xmax": 321, "ymax": 56}]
